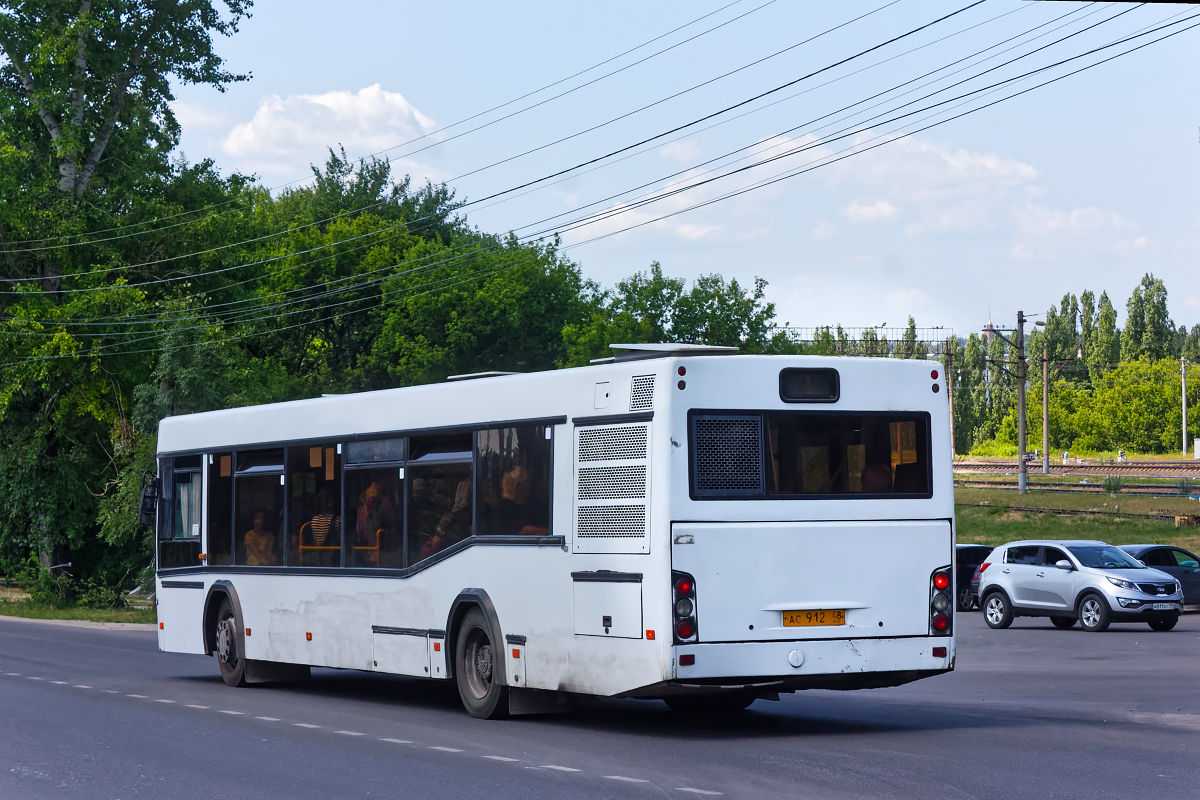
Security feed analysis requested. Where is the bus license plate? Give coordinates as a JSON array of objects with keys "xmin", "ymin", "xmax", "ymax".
[{"xmin": 782, "ymin": 609, "xmax": 845, "ymax": 627}]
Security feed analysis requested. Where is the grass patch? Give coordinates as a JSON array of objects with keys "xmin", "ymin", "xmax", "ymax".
[
  {"xmin": 0, "ymin": 599, "xmax": 155, "ymax": 624},
  {"xmin": 954, "ymin": 486, "xmax": 1200, "ymax": 517},
  {"xmin": 954, "ymin": 505, "xmax": 1197, "ymax": 549}
]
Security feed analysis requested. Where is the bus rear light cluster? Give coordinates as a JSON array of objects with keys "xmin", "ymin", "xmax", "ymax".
[
  {"xmin": 930, "ymin": 566, "xmax": 952, "ymax": 636},
  {"xmin": 672, "ymin": 570, "xmax": 698, "ymax": 644}
]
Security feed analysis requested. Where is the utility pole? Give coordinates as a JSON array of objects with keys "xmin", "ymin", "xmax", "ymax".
[
  {"xmin": 1042, "ymin": 340, "xmax": 1050, "ymax": 474},
  {"xmin": 946, "ymin": 344, "xmax": 956, "ymax": 457},
  {"xmin": 1017, "ymin": 311, "xmax": 1028, "ymax": 494},
  {"xmin": 1184, "ymin": 356, "xmax": 1189, "ymax": 458}
]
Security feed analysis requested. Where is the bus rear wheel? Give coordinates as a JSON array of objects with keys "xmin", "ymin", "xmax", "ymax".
[
  {"xmin": 664, "ymin": 693, "xmax": 755, "ymax": 714},
  {"xmin": 454, "ymin": 608, "xmax": 508, "ymax": 719},
  {"xmin": 214, "ymin": 598, "xmax": 247, "ymax": 687}
]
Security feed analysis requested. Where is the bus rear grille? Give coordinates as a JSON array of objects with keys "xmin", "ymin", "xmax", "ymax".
[{"xmin": 693, "ymin": 415, "xmax": 764, "ymax": 495}]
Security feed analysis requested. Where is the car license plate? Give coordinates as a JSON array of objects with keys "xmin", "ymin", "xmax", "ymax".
[
  {"xmin": 1151, "ymin": 602, "xmax": 1175, "ymax": 610},
  {"xmin": 782, "ymin": 609, "xmax": 845, "ymax": 627}
]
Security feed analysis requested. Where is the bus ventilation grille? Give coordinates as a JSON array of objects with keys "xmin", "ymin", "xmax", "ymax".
[
  {"xmin": 576, "ymin": 505, "xmax": 647, "ymax": 538},
  {"xmin": 578, "ymin": 425, "xmax": 648, "ymax": 462},
  {"xmin": 629, "ymin": 375, "xmax": 655, "ymax": 411},
  {"xmin": 577, "ymin": 465, "xmax": 647, "ymax": 500},
  {"xmin": 693, "ymin": 415, "xmax": 764, "ymax": 495},
  {"xmin": 573, "ymin": 422, "xmax": 650, "ymax": 553}
]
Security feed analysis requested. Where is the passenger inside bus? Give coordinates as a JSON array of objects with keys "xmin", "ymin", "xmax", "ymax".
[
  {"xmin": 413, "ymin": 479, "xmax": 473, "ymax": 562},
  {"xmin": 353, "ymin": 481, "xmax": 395, "ymax": 566},
  {"xmin": 243, "ymin": 509, "xmax": 278, "ymax": 566},
  {"xmin": 859, "ymin": 463, "xmax": 893, "ymax": 494},
  {"xmin": 492, "ymin": 466, "xmax": 549, "ymax": 535}
]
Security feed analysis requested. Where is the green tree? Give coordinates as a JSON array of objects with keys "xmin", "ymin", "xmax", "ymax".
[
  {"xmin": 1121, "ymin": 273, "xmax": 1172, "ymax": 361},
  {"xmin": 1092, "ymin": 291, "xmax": 1120, "ymax": 375},
  {"xmin": 0, "ymin": 0, "xmax": 252, "ymax": 203}
]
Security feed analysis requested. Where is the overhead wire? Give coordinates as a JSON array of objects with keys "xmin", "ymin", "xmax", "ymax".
[
  {"xmin": 2, "ymin": 2, "xmax": 1170, "ymax": 335},
  {"xmin": 0, "ymin": 0, "xmax": 762, "ymax": 250},
  {"xmin": 5, "ymin": 4, "xmax": 1192, "ymax": 352}
]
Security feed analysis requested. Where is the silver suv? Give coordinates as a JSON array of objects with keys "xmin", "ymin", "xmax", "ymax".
[{"xmin": 978, "ymin": 539, "xmax": 1183, "ymax": 632}]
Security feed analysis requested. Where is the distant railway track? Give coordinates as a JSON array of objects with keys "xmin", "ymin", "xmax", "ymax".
[
  {"xmin": 953, "ymin": 459, "xmax": 1200, "ymax": 478},
  {"xmin": 954, "ymin": 479, "xmax": 1196, "ymax": 496}
]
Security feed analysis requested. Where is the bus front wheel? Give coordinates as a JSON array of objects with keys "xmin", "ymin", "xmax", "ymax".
[
  {"xmin": 214, "ymin": 598, "xmax": 247, "ymax": 687},
  {"xmin": 454, "ymin": 608, "xmax": 508, "ymax": 719}
]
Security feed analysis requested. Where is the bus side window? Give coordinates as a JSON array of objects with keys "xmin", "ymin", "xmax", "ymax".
[
  {"xmin": 288, "ymin": 445, "xmax": 342, "ymax": 567},
  {"xmin": 476, "ymin": 426, "xmax": 552, "ymax": 536},
  {"xmin": 234, "ymin": 450, "xmax": 285, "ymax": 567},
  {"xmin": 159, "ymin": 455, "xmax": 203, "ymax": 569},
  {"xmin": 208, "ymin": 453, "xmax": 233, "ymax": 565},
  {"xmin": 407, "ymin": 434, "xmax": 472, "ymax": 565}
]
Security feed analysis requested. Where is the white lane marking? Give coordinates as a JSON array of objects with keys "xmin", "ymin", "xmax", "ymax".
[
  {"xmin": 73, "ymin": 685, "xmax": 91, "ymax": 689},
  {"xmin": 154, "ymin": 699, "xmax": 176, "ymax": 704},
  {"xmin": 334, "ymin": 730, "xmax": 364, "ymax": 736},
  {"xmin": 294, "ymin": 723, "xmax": 321, "ymax": 729},
  {"xmin": 380, "ymin": 738, "xmax": 412, "ymax": 745},
  {"xmin": 429, "ymin": 746, "xmax": 463, "ymax": 753},
  {"xmin": 100, "ymin": 690, "xmax": 119, "ymax": 694},
  {"xmin": 606, "ymin": 776, "xmax": 650, "ymax": 783},
  {"xmin": 255, "ymin": 716, "xmax": 280, "ymax": 722},
  {"xmin": 50, "ymin": 681, "xmax": 68, "ymax": 685},
  {"xmin": 541, "ymin": 765, "xmax": 580, "ymax": 772},
  {"xmin": 484, "ymin": 756, "xmax": 520, "ymax": 762},
  {"xmin": 676, "ymin": 789, "xmax": 723, "ymax": 796},
  {"xmin": 5, "ymin": 672, "xmax": 19, "ymax": 676},
  {"xmin": 28, "ymin": 677, "xmax": 43, "ymax": 681},
  {"xmin": 127, "ymin": 694, "xmax": 146, "ymax": 698},
  {"xmin": 185, "ymin": 704, "xmax": 208, "ymax": 709},
  {"xmin": 219, "ymin": 710, "xmax": 244, "ymax": 715}
]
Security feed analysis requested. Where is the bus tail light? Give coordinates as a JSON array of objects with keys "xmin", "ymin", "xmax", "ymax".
[
  {"xmin": 672, "ymin": 570, "xmax": 698, "ymax": 644},
  {"xmin": 930, "ymin": 566, "xmax": 952, "ymax": 637}
]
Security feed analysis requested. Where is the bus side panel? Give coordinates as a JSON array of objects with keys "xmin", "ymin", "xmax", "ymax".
[{"xmin": 156, "ymin": 580, "xmax": 207, "ymax": 655}]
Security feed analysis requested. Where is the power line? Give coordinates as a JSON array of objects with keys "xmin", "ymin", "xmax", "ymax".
[
  {"xmin": 4, "ymin": 4, "xmax": 1182, "ymax": 338},
  {"xmin": 0, "ymin": 0, "xmax": 762, "ymax": 251}
]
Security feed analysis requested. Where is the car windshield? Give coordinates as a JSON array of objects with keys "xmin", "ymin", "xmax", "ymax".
[{"xmin": 1067, "ymin": 545, "xmax": 1145, "ymax": 570}]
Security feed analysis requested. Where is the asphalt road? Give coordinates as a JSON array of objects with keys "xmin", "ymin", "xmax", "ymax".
[{"xmin": 1, "ymin": 611, "xmax": 1196, "ymax": 800}]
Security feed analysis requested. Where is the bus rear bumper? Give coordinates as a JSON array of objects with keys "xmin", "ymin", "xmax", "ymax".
[{"xmin": 626, "ymin": 636, "xmax": 952, "ymax": 697}]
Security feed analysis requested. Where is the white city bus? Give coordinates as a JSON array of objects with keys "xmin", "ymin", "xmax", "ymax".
[{"xmin": 153, "ymin": 344, "xmax": 955, "ymax": 717}]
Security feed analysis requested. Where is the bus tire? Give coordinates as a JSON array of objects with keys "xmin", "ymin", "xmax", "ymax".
[
  {"xmin": 454, "ymin": 607, "xmax": 508, "ymax": 719},
  {"xmin": 982, "ymin": 592, "xmax": 1013, "ymax": 629},
  {"xmin": 214, "ymin": 598, "xmax": 247, "ymax": 687},
  {"xmin": 664, "ymin": 692, "xmax": 755, "ymax": 714}
]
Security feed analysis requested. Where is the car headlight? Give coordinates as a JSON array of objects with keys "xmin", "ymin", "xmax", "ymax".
[
  {"xmin": 1106, "ymin": 576, "xmax": 1138, "ymax": 591},
  {"xmin": 1176, "ymin": 582, "xmax": 1183, "ymax": 595}
]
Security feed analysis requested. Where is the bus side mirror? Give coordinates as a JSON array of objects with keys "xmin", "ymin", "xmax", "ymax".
[{"xmin": 139, "ymin": 472, "xmax": 161, "ymax": 526}]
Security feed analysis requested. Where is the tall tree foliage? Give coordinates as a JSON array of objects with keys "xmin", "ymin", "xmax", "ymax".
[{"xmin": 0, "ymin": 0, "xmax": 252, "ymax": 203}]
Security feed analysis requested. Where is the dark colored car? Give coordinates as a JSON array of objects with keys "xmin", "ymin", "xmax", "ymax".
[
  {"xmin": 955, "ymin": 544, "xmax": 993, "ymax": 611},
  {"xmin": 1119, "ymin": 545, "xmax": 1200, "ymax": 610}
]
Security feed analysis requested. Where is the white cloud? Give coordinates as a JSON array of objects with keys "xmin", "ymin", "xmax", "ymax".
[
  {"xmin": 676, "ymin": 222, "xmax": 722, "ymax": 240},
  {"xmin": 886, "ymin": 287, "xmax": 931, "ymax": 310},
  {"xmin": 171, "ymin": 100, "xmax": 234, "ymax": 130},
  {"xmin": 811, "ymin": 220, "xmax": 836, "ymax": 240},
  {"xmin": 843, "ymin": 199, "xmax": 898, "ymax": 224},
  {"xmin": 660, "ymin": 140, "xmax": 701, "ymax": 163},
  {"xmin": 221, "ymin": 84, "xmax": 440, "ymax": 181},
  {"xmin": 1010, "ymin": 204, "xmax": 1144, "ymax": 261}
]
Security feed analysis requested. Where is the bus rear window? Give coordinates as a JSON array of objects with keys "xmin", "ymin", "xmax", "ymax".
[
  {"xmin": 689, "ymin": 411, "xmax": 931, "ymax": 499},
  {"xmin": 766, "ymin": 413, "xmax": 930, "ymax": 496}
]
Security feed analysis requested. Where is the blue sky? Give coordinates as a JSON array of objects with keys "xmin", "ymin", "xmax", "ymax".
[{"xmin": 170, "ymin": 0, "xmax": 1200, "ymax": 338}]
